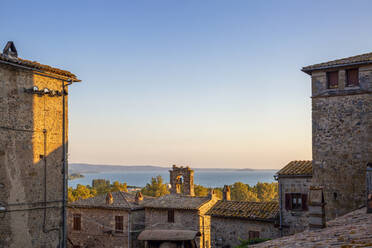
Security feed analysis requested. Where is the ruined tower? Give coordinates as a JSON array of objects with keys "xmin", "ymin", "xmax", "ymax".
[
  {"xmin": 302, "ymin": 53, "xmax": 372, "ymax": 220},
  {"xmin": 0, "ymin": 42, "xmax": 80, "ymax": 247},
  {"xmin": 169, "ymin": 165, "xmax": 195, "ymax": 196}
]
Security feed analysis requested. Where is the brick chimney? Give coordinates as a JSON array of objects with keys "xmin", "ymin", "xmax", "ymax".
[
  {"xmin": 223, "ymin": 185, "xmax": 231, "ymax": 201},
  {"xmin": 135, "ymin": 192, "xmax": 143, "ymax": 204},
  {"xmin": 106, "ymin": 192, "xmax": 114, "ymax": 205}
]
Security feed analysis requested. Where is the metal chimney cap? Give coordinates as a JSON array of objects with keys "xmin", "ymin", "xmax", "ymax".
[{"xmin": 3, "ymin": 41, "xmax": 18, "ymax": 58}]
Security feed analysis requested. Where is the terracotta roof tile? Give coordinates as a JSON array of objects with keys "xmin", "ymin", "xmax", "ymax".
[
  {"xmin": 68, "ymin": 191, "xmax": 153, "ymax": 210},
  {"xmin": 143, "ymin": 194, "xmax": 211, "ymax": 210},
  {"xmin": 0, "ymin": 53, "xmax": 78, "ymax": 80},
  {"xmin": 277, "ymin": 160, "xmax": 312, "ymax": 176},
  {"xmin": 206, "ymin": 201, "xmax": 279, "ymax": 221},
  {"xmin": 302, "ymin": 52, "xmax": 372, "ymax": 74}
]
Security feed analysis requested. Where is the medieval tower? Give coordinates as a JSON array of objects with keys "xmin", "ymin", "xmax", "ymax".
[
  {"xmin": 0, "ymin": 42, "xmax": 80, "ymax": 247},
  {"xmin": 169, "ymin": 165, "xmax": 195, "ymax": 196},
  {"xmin": 302, "ymin": 53, "xmax": 372, "ymax": 220}
]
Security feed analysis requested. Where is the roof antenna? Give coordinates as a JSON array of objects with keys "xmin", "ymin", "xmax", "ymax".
[{"xmin": 3, "ymin": 41, "xmax": 18, "ymax": 58}]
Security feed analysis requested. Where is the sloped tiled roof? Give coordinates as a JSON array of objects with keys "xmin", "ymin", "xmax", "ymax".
[
  {"xmin": 68, "ymin": 191, "xmax": 153, "ymax": 210},
  {"xmin": 277, "ymin": 160, "xmax": 312, "ymax": 177},
  {"xmin": 206, "ymin": 201, "xmax": 279, "ymax": 222},
  {"xmin": 302, "ymin": 52, "xmax": 372, "ymax": 74},
  {"xmin": 0, "ymin": 53, "xmax": 79, "ymax": 80},
  {"xmin": 143, "ymin": 194, "xmax": 211, "ymax": 210}
]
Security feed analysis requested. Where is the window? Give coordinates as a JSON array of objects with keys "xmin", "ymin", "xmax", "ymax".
[
  {"xmin": 346, "ymin": 68, "xmax": 359, "ymax": 87},
  {"xmin": 327, "ymin": 71, "xmax": 338, "ymax": 89},
  {"xmin": 168, "ymin": 209, "xmax": 175, "ymax": 223},
  {"xmin": 248, "ymin": 231, "xmax": 260, "ymax": 240},
  {"xmin": 73, "ymin": 214, "xmax": 81, "ymax": 231},
  {"xmin": 285, "ymin": 193, "xmax": 308, "ymax": 211},
  {"xmin": 115, "ymin": 216, "xmax": 124, "ymax": 233}
]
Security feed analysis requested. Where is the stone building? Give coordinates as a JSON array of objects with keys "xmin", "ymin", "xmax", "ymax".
[
  {"xmin": 139, "ymin": 165, "xmax": 218, "ymax": 248},
  {"xmin": 275, "ymin": 161, "xmax": 312, "ymax": 235},
  {"xmin": 169, "ymin": 164, "xmax": 195, "ymax": 196},
  {"xmin": 0, "ymin": 41, "xmax": 80, "ymax": 248},
  {"xmin": 302, "ymin": 53, "xmax": 372, "ymax": 220},
  {"xmin": 207, "ymin": 186, "xmax": 280, "ymax": 248},
  {"xmin": 68, "ymin": 191, "xmax": 152, "ymax": 248}
]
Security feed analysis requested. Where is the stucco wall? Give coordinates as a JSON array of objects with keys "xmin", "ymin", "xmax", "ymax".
[
  {"xmin": 311, "ymin": 65, "xmax": 372, "ymax": 220},
  {"xmin": 0, "ymin": 64, "xmax": 68, "ymax": 248}
]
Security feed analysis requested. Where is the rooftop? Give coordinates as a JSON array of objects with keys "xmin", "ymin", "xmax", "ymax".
[
  {"xmin": 253, "ymin": 207, "xmax": 372, "ymax": 247},
  {"xmin": 0, "ymin": 41, "xmax": 79, "ymax": 81},
  {"xmin": 277, "ymin": 160, "xmax": 312, "ymax": 177},
  {"xmin": 302, "ymin": 52, "xmax": 372, "ymax": 74},
  {"xmin": 143, "ymin": 194, "xmax": 212, "ymax": 210},
  {"xmin": 68, "ymin": 191, "xmax": 152, "ymax": 210},
  {"xmin": 206, "ymin": 201, "xmax": 279, "ymax": 222}
]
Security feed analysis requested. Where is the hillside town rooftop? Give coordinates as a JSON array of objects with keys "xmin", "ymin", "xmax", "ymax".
[
  {"xmin": 206, "ymin": 201, "xmax": 279, "ymax": 222},
  {"xmin": 302, "ymin": 51, "xmax": 372, "ymax": 74},
  {"xmin": 69, "ymin": 191, "xmax": 152, "ymax": 210},
  {"xmin": 143, "ymin": 194, "xmax": 212, "ymax": 210},
  {"xmin": 0, "ymin": 41, "xmax": 80, "ymax": 81},
  {"xmin": 276, "ymin": 160, "xmax": 312, "ymax": 177}
]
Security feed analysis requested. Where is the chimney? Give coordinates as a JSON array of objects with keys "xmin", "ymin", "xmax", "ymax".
[
  {"xmin": 223, "ymin": 185, "xmax": 231, "ymax": 201},
  {"xmin": 135, "ymin": 192, "xmax": 144, "ymax": 204},
  {"xmin": 106, "ymin": 192, "xmax": 114, "ymax": 205},
  {"xmin": 209, "ymin": 189, "xmax": 216, "ymax": 199},
  {"xmin": 3, "ymin": 41, "xmax": 18, "ymax": 58}
]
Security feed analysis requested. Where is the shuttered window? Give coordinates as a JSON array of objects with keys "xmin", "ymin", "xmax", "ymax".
[
  {"xmin": 346, "ymin": 68, "xmax": 359, "ymax": 86},
  {"xmin": 168, "ymin": 209, "xmax": 175, "ymax": 223},
  {"xmin": 248, "ymin": 231, "xmax": 260, "ymax": 240},
  {"xmin": 327, "ymin": 71, "xmax": 339, "ymax": 89},
  {"xmin": 73, "ymin": 214, "xmax": 81, "ymax": 231},
  {"xmin": 285, "ymin": 193, "xmax": 308, "ymax": 211},
  {"xmin": 115, "ymin": 216, "xmax": 124, "ymax": 233}
]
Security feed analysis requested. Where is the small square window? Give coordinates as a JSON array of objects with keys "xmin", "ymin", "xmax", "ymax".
[
  {"xmin": 248, "ymin": 230, "xmax": 260, "ymax": 240},
  {"xmin": 346, "ymin": 68, "xmax": 359, "ymax": 87},
  {"xmin": 168, "ymin": 209, "xmax": 175, "ymax": 223},
  {"xmin": 115, "ymin": 216, "xmax": 124, "ymax": 233},
  {"xmin": 327, "ymin": 71, "xmax": 338, "ymax": 89},
  {"xmin": 73, "ymin": 214, "xmax": 81, "ymax": 231}
]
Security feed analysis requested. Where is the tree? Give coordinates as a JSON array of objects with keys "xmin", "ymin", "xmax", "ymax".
[
  {"xmin": 68, "ymin": 184, "xmax": 97, "ymax": 202},
  {"xmin": 141, "ymin": 175, "xmax": 169, "ymax": 197},
  {"xmin": 254, "ymin": 182, "xmax": 278, "ymax": 202},
  {"xmin": 194, "ymin": 184, "xmax": 209, "ymax": 197},
  {"xmin": 111, "ymin": 181, "xmax": 128, "ymax": 192},
  {"xmin": 231, "ymin": 182, "xmax": 259, "ymax": 202}
]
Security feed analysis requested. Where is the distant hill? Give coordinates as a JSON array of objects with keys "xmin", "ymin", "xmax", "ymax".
[{"xmin": 68, "ymin": 163, "xmax": 265, "ymax": 174}]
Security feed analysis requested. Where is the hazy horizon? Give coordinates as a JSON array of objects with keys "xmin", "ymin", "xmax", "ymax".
[{"xmin": 3, "ymin": 1, "xmax": 372, "ymax": 169}]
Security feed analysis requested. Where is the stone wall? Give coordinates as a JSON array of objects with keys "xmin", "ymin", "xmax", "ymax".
[
  {"xmin": 210, "ymin": 217, "xmax": 280, "ymax": 248},
  {"xmin": 68, "ymin": 207, "xmax": 146, "ymax": 248},
  {"xmin": 279, "ymin": 176, "xmax": 312, "ymax": 234},
  {"xmin": 169, "ymin": 165, "xmax": 195, "ymax": 196},
  {"xmin": 311, "ymin": 65, "xmax": 372, "ymax": 220},
  {"xmin": 145, "ymin": 208, "xmax": 211, "ymax": 248},
  {"xmin": 0, "ymin": 64, "xmax": 68, "ymax": 248}
]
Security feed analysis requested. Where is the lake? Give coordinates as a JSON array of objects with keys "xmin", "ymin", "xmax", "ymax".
[{"xmin": 68, "ymin": 170, "xmax": 277, "ymax": 188}]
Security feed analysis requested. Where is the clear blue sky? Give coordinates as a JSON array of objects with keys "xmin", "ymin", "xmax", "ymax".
[{"xmin": 2, "ymin": 0, "xmax": 372, "ymax": 169}]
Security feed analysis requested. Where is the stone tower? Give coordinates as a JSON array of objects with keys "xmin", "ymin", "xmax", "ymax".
[
  {"xmin": 302, "ymin": 53, "xmax": 372, "ymax": 220},
  {"xmin": 0, "ymin": 42, "xmax": 80, "ymax": 247},
  {"xmin": 169, "ymin": 165, "xmax": 195, "ymax": 196}
]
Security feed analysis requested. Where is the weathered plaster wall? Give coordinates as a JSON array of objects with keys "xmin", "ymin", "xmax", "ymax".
[
  {"xmin": 210, "ymin": 217, "xmax": 279, "ymax": 248},
  {"xmin": 279, "ymin": 176, "xmax": 312, "ymax": 234},
  {"xmin": 311, "ymin": 65, "xmax": 372, "ymax": 220},
  {"xmin": 0, "ymin": 64, "xmax": 67, "ymax": 248}
]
